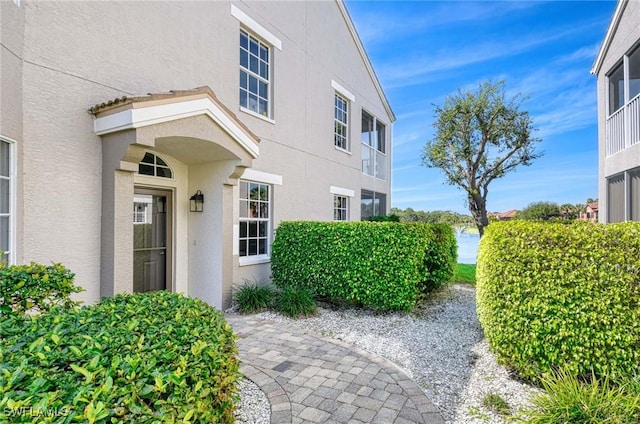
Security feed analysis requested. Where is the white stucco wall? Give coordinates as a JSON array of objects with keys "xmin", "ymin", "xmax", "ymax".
[
  {"xmin": 7, "ymin": 0, "xmax": 394, "ymax": 307},
  {"xmin": 596, "ymin": 0, "xmax": 640, "ymax": 222}
]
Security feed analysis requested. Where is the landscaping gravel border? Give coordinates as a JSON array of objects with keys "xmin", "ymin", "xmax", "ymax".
[{"xmin": 234, "ymin": 284, "xmax": 540, "ymax": 423}]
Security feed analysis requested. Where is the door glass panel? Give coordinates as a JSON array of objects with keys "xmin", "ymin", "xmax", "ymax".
[{"xmin": 133, "ymin": 191, "xmax": 169, "ymax": 292}]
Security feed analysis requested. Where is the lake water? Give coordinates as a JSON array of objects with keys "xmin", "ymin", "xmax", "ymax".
[{"xmin": 456, "ymin": 232, "xmax": 480, "ymax": 264}]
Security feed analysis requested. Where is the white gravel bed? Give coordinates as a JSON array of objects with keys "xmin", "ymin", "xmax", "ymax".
[
  {"xmin": 246, "ymin": 284, "xmax": 540, "ymax": 423},
  {"xmin": 234, "ymin": 378, "xmax": 270, "ymax": 424}
]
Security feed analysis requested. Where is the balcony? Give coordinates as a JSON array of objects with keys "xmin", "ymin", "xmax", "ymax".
[{"xmin": 607, "ymin": 93, "xmax": 640, "ymax": 157}]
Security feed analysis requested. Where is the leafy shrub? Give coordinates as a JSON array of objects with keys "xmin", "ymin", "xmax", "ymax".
[
  {"xmin": 0, "ymin": 291, "xmax": 240, "ymax": 423},
  {"xmin": 274, "ymin": 285, "xmax": 317, "ymax": 318},
  {"xmin": 477, "ymin": 221, "xmax": 640, "ymax": 383},
  {"xmin": 0, "ymin": 262, "xmax": 82, "ymax": 317},
  {"xmin": 366, "ymin": 214, "xmax": 400, "ymax": 222},
  {"xmin": 516, "ymin": 201, "xmax": 561, "ymax": 221},
  {"xmin": 271, "ymin": 221, "xmax": 457, "ymax": 311},
  {"xmin": 417, "ymin": 223, "xmax": 457, "ymax": 292},
  {"xmin": 526, "ymin": 369, "xmax": 640, "ymax": 423},
  {"xmin": 232, "ymin": 281, "xmax": 274, "ymax": 313}
]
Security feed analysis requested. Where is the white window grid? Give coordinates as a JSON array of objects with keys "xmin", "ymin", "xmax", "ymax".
[
  {"xmin": 334, "ymin": 93, "xmax": 349, "ymax": 150},
  {"xmin": 138, "ymin": 152, "xmax": 173, "ymax": 178},
  {"xmin": 240, "ymin": 30, "xmax": 270, "ymax": 117},
  {"xmin": 334, "ymin": 195, "xmax": 349, "ymax": 221},
  {"xmin": 239, "ymin": 180, "xmax": 271, "ymax": 257},
  {"xmin": 133, "ymin": 203, "xmax": 148, "ymax": 224}
]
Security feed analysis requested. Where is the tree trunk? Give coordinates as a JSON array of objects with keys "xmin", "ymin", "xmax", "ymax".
[{"xmin": 468, "ymin": 193, "xmax": 489, "ymax": 238}]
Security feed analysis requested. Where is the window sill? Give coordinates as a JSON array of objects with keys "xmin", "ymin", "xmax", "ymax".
[
  {"xmin": 240, "ymin": 107, "xmax": 275, "ymax": 125},
  {"xmin": 335, "ymin": 146, "xmax": 351, "ymax": 155},
  {"xmin": 239, "ymin": 255, "xmax": 271, "ymax": 267}
]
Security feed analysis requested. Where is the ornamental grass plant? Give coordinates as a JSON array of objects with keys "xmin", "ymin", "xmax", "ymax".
[
  {"xmin": 526, "ymin": 369, "xmax": 640, "ymax": 424},
  {"xmin": 232, "ymin": 281, "xmax": 275, "ymax": 313}
]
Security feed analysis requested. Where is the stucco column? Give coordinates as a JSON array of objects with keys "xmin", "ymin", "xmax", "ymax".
[
  {"xmin": 100, "ymin": 131, "xmax": 146, "ymax": 297},
  {"xmin": 221, "ymin": 181, "xmax": 236, "ymax": 309}
]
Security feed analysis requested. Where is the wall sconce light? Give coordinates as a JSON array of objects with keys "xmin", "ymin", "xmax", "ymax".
[{"xmin": 190, "ymin": 190, "xmax": 204, "ymax": 212}]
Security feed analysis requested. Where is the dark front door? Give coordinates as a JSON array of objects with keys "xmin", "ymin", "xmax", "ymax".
[{"xmin": 133, "ymin": 188, "xmax": 172, "ymax": 292}]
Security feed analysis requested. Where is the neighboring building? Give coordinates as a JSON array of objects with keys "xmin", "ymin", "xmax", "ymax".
[
  {"xmin": 578, "ymin": 201, "xmax": 599, "ymax": 223},
  {"xmin": 491, "ymin": 210, "xmax": 518, "ymax": 221},
  {"xmin": 0, "ymin": 1, "xmax": 394, "ymax": 308},
  {"xmin": 592, "ymin": 0, "xmax": 640, "ymax": 223}
]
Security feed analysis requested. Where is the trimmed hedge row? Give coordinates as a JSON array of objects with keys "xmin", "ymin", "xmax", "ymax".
[
  {"xmin": 0, "ymin": 291, "xmax": 240, "ymax": 423},
  {"xmin": 477, "ymin": 221, "xmax": 640, "ymax": 383},
  {"xmin": 0, "ymin": 263, "xmax": 81, "ymax": 317},
  {"xmin": 271, "ymin": 221, "xmax": 456, "ymax": 311}
]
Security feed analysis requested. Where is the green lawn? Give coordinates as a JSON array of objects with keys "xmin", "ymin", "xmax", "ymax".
[{"xmin": 454, "ymin": 263, "xmax": 476, "ymax": 285}]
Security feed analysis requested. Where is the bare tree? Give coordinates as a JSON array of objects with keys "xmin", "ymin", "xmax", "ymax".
[{"xmin": 422, "ymin": 81, "xmax": 542, "ymax": 237}]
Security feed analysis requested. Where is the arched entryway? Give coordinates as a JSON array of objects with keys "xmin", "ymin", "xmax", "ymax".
[{"xmin": 91, "ymin": 87, "xmax": 259, "ymax": 309}]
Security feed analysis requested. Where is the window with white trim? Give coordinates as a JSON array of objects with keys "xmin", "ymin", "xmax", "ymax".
[
  {"xmin": 240, "ymin": 30, "xmax": 270, "ymax": 118},
  {"xmin": 0, "ymin": 139, "xmax": 12, "ymax": 263},
  {"xmin": 361, "ymin": 111, "xmax": 387, "ymax": 180},
  {"xmin": 334, "ymin": 93, "xmax": 349, "ymax": 151},
  {"xmin": 334, "ymin": 195, "xmax": 349, "ymax": 221},
  {"xmin": 361, "ymin": 190, "xmax": 387, "ymax": 220},
  {"xmin": 239, "ymin": 180, "xmax": 271, "ymax": 257},
  {"xmin": 138, "ymin": 152, "xmax": 173, "ymax": 178}
]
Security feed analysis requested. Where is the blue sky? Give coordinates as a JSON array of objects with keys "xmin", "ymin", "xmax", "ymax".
[{"xmin": 345, "ymin": 0, "xmax": 617, "ymax": 215}]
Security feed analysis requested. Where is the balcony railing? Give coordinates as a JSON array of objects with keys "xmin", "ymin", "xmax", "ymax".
[{"xmin": 607, "ymin": 94, "xmax": 640, "ymax": 156}]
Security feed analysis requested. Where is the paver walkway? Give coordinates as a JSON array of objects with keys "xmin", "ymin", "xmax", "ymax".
[{"xmin": 226, "ymin": 314, "xmax": 445, "ymax": 424}]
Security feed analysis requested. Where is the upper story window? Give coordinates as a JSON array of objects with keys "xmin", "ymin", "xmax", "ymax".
[
  {"xmin": 608, "ymin": 44, "xmax": 640, "ymax": 116},
  {"xmin": 231, "ymin": 5, "xmax": 281, "ymax": 121},
  {"xmin": 630, "ymin": 46, "xmax": 640, "ymax": 103},
  {"xmin": 361, "ymin": 111, "xmax": 387, "ymax": 180},
  {"xmin": 608, "ymin": 62, "xmax": 624, "ymax": 115},
  {"xmin": 239, "ymin": 180, "xmax": 271, "ymax": 257},
  {"xmin": 138, "ymin": 152, "xmax": 172, "ymax": 178},
  {"xmin": 334, "ymin": 93, "xmax": 349, "ymax": 151},
  {"xmin": 240, "ymin": 30, "xmax": 270, "ymax": 118}
]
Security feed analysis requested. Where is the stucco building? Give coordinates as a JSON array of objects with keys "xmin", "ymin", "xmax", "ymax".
[
  {"xmin": 592, "ymin": 0, "xmax": 640, "ymax": 223},
  {"xmin": 0, "ymin": 0, "xmax": 394, "ymax": 308}
]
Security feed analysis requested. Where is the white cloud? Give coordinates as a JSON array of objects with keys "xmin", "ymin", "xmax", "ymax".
[{"xmin": 376, "ymin": 19, "xmax": 604, "ymax": 90}]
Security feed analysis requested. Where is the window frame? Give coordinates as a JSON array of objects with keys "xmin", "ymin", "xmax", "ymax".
[
  {"xmin": 238, "ymin": 180, "xmax": 272, "ymax": 263},
  {"xmin": 137, "ymin": 152, "xmax": 173, "ymax": 179},
  {"xmin": 334, "ymin": 93, "xmax": 349, "ymax": 152},
  {"xmin": 333, "ymin": 194, "xmax": 349, "ymax": 221},
  {"xmin": 607, "ymin": 43, "xmax": 640, "ymax": 117},
  {"xmin": 239, "ymin": 29, "xmax": 272, "ymax": 119},
  {"xmin": 0, "ymin": 136, "xmax": 15, "ymax": 264},
  {"xmin": 360, "ymin": 190, "xmax": 387, "ymax": 220},
  {"xmin": 361, "ymin": 110, "xmax": 387, "ymax": 180}
]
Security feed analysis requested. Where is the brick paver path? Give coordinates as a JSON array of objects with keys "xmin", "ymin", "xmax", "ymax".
[{"xmin": 226, "ymin": 314, "xmax": 445, "ymax": 424}]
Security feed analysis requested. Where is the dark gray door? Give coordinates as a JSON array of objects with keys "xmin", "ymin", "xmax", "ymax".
[{"xmin": 133, "ymin": 188, "xmax": 172, "ymax": 292}]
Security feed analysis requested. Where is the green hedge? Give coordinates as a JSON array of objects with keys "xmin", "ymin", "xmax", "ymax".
[
  {"xmin": 419, "ymin": 223, "xmax": 457, "ymax": 292},
  {"xmin": 0, "ymin": 262, "xmax": 81, "ymax": 317},
  {"xmin": 477, "ymin": 221, "xmax": 640, "ymax": 383},
  {"xmin": 0, "ymin": 291, "xmax": 240, "ymax": 423},
  {"xmin": 271, "ymin": 221, "xmax": 456, "ymax": 311}
]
